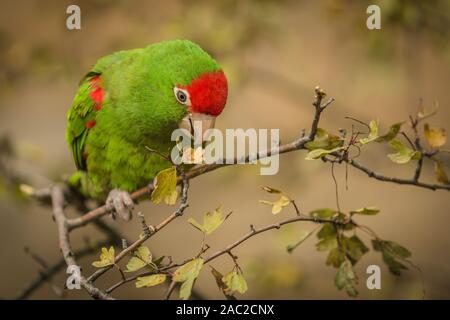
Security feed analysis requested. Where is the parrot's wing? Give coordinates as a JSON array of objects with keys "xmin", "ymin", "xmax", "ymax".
[
  {"xmin": 66, "ymin": 49, "xmax": 142, "ymax": 170},
  {"xmin": 66, "ymin": 75, "xmax": 100, "ymax": 170}
]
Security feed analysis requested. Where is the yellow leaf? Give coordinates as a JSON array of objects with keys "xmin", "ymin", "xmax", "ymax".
[
  {"xmin": 259, "ymin": 195, "xmax": 291, "ymax": 214},
  {"xmin": 151, "ymin": 166, "xmax": 178, "ymax": 205},
  {"xmin": 179, "ymin": 278, "xmax": 195, "ymax": 300},
  {"xmin": 125, "ymin": 245, "xmax": 153, "ymax": 272},
  {"xmin": 135, "ymin": 274, "xmax": 166, "ymax": 288},
  {"xmin": 359, "ymin": 120, "xmax": 378, "ymax": 144},
  {"xmin": 387, "ymin": 139, "xmax": 421, "ymax": 164},
  {"xmin": 424, "ymin": 124, "xmax": 446, "ymax": 148},
  {"xmin": 434, "ymin": 160, "xmax": 449, "ymax": 184},
  {"xmin": 222, "ymin": 270, "xmax": 248, "ymax": 294},
  {"xmin": 173, "ymin": 258, "xmax": 204, "ymax": 283},
  {"xmin": 92, "ymin": 246, "xmax": 115, "ymax": 268},
  {"xmin": 210, "ymin": 266, "xmax": 236, "ymax": 300},
  {"xmin": 173, "ymin": 258, "xmax": 204, "ymax": 300},
  {"xmin": 188, "ymin": 206, "xmax": 225, "ymax": 235}
]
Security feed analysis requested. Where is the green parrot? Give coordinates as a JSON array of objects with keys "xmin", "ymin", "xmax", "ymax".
[{"xmin": 66, "ymin": 40, "xmax": 228, "ymax": 220}]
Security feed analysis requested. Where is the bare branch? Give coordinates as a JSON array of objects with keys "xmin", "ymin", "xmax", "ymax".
[{"xmin": 51, "ymin": 185, "xmax": 112, "ymax": 300}]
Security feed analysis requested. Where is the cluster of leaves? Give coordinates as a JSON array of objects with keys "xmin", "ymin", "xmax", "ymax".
[
  {"xmin": 304, "ymin": 105, "xmax": 449, "ymax": 185},
  {"xmin": 259, "ymin": 187, "xmax": 412, "ymax": 297},
  {"xmin": 298, "ymin": 207, "xmax": 410, "ymax": 296}
]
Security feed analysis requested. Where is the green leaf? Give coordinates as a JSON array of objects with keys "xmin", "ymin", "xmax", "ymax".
[
  {"xmin": 310, "ymin": 208, "xmax": 337, "ymax": 219},
  {"xmin": 259, "ymin": 195, "xmax": 291, "ymax": 214},
  {"xmin": 92, "ymin": 246, "xmax": 115, "ymax": 268},
  {"xmin": 376, "ymin": 122, "xmax": 403, "ymax": 142},
  {"xmin": 125, "ymin": 245, "xmax": 153, "ymax": 272},
  {"xmin": 305, "ymin": 147, "xmax": 344, "ymax": 160},
  {"xmin": 359, "ymin": 120, "xmax": 379, "ymax": 144},
  {"xmin": 424, "ymin": 123, "xmax": 446, "ymax": 148},
  {"xmin": 386, "ymin": 241, "xmax": 411, "ymax": 258},
  {"xmin": 210, "ymin": 266, "xmax": 236, "ymax": 300},
  {"xmin": 382, "ymin": 252, "xmax": 408, "ymax": 276},
  {"xmin": 287, "ymin": 229, "xmax": 313, "ymax": 253},
  {"xmin": 222, "ymin": 270, "xmax": 248, "ymax": 294},
  {"xmin": 188, "ymin": 206, "xmax": 226, "ymax": 235},
  {"xmin": 350, "ymin": 206, "xmax": 380, "ymax": 216},
  {"xmin": 305, "ymin": 128, "xmax": 344, "ymax": 150},
  {"xmin": 326, "ymin": 247, "xmax": 346, "ymax": 268},
  {"xmin": 342, "ymin": 235, "xmax": 369, "ymax": 265},
  {"xmin": 433, "ymin": 160, "xmax": 449, "ymax": 184},
  {"xmin": 151, "ymin": 166, "xmax": 178, "ymax": 205},
  {"xmin": 135, "ymin": 274, "xmax": 166, "ymax": 288},
  {"xmin": 316, "ymin": 237, "xmax": 338, "ymax": 251},
  {"xmin": 317, "ymin": 223, "xmax": 337, "ymax": 239},
  {"xmin": 387, "ymin": 139, "xmax": 421, "ymax": 164},
  {"xmin": 335, "ymin": 260, "xmax": 358, "ymax": 297},
  {"xmin": 372, "ymin": 239, "xmax": 411, "ymax": 275},
  {"xmin": 173, "ymin": 258, "xmax": 204, "ymax": 300}
]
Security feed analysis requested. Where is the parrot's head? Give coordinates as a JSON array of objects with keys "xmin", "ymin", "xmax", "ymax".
[
  {"xmin": 174, "ymin": 69, "xmax": 227, "ymax": 139},
  {"xmin": 111, "ymin": 40, "xmax": 228, "ymax": 143}
]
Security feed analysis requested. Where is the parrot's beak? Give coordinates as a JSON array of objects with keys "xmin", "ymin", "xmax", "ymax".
[{"xmin": 178, "ymin": 113, "xmax": 216, "ymax": 141}]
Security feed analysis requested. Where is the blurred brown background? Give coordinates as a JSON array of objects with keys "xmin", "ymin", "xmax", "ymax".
[{"xmin": 0, "ymin": 0, "xmax": 449, "ymax": 299}]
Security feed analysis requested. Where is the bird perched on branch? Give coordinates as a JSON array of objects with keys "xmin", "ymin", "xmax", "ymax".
[{"xmin": 66, "ymin": 40, "xmax": 228, "ymax": 220}]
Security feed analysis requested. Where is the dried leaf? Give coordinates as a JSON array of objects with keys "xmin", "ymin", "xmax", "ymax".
[
  {"xmin": 210, "ymin": 266, "xmax": 236, "ymax": 300},
  {"xmin": 424, "ymin": 123, "xmax": 446, "ymax": 148},
  {"xmin": 261, "ymin": 186, "xmax": 282, "ymax": 194}
]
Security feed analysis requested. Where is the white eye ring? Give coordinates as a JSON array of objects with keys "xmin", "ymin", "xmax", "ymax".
[{"xmin": 174, "ymin": 87, "xmax": 191, "ymax": 106}]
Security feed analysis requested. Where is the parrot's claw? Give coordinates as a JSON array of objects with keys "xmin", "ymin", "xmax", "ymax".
[{"xmin": 106, "ymin": 189, "xmax": 134, "ymax": 221}]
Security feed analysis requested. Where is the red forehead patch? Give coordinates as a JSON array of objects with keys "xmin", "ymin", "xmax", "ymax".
[{"xmin": 180, "ymin": 70, "xmax": 228, "ymax": 116}]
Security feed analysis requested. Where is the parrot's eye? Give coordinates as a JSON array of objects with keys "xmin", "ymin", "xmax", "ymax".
[{"xmin": 174, "ymin": 87, "xmax": 191, "ymax": 106}]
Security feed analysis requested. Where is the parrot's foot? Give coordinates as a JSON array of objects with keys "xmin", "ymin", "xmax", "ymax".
[{"xmin": 106, "ymin": 189, "xmax": 134, "ymax": 221}]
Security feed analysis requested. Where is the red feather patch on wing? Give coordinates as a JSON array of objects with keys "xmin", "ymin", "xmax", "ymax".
[
  {"xmin": 180, "ymin": 70, "xmax": 228, "ymax": 116},
  {"xmin": 85, "ymin": 119, "xmax": 96, "ymax": 129},
  {"xmin": 89, "ymin": 76, "xmax": 104, "ymax": 110}
]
